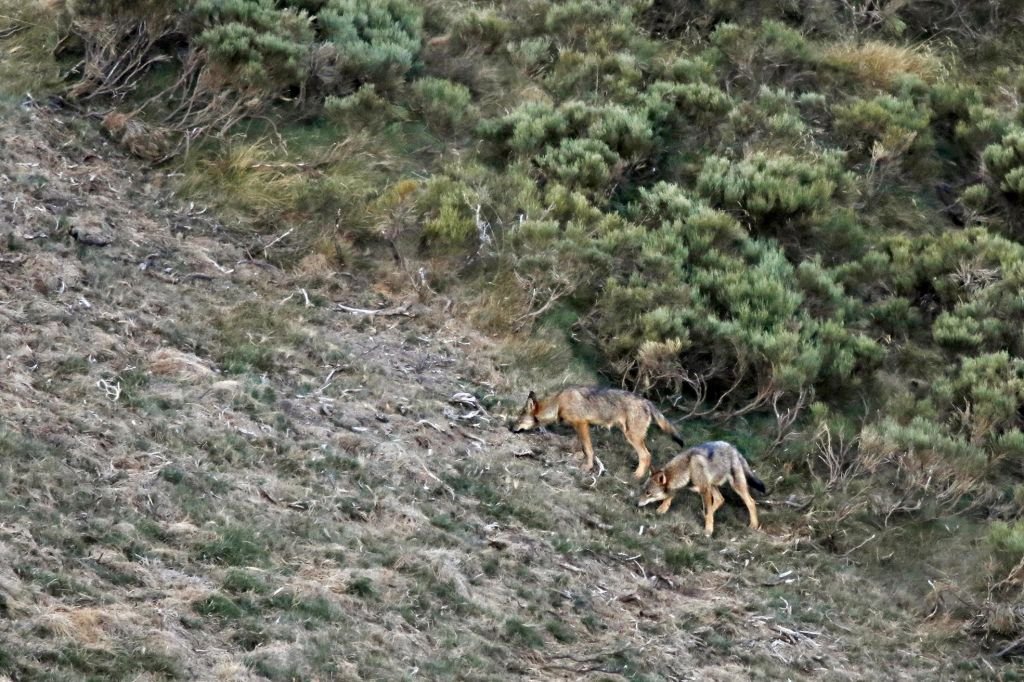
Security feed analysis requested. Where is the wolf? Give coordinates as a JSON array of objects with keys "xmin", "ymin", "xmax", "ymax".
[
  {"xmin": 509, "ymin": 386, "xmax": 685, "ymax": 479},
  {"xmin": 637, "ymin": 441, "xmax": 765, "ymax": 537}
]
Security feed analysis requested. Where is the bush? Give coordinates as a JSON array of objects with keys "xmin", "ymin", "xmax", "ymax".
[
  {"xmin": 324, "ymin": 84, "xmax": 406, "ymax": 130},
  {"xmin": 932, "ymin": 351, "xmax": 1024, "ymax": 445},
  {"xmin": 833, "ymin": 94, "xmax": 933, "ymax": 162},
  {"xmin": 983, "ymin": 127, "xmax": 1024, "ymax": 198},
  {"xmin": 708, "ymin": 20, "xmax": 817, "ymax": 90},
  {"xmin": 317, "ymin": 0, "xmax": 422, "ymax": 89},
  {"xmin": 478, "ymin": 100, "xmax": 653, "ymax": 167},
  {"xmin": 543, "ymin": 50, "xmax": 643, "ymax": 102},
  {"xmin": 448, "ymin": 8, "xmax": 513, "ymax": 54},
  {"xmin": 573, "ymin": 182, "xmax": 878, "ymax": 409},
  {"xmin": 536, "ymin": 138, "xmax": 621, "ymax": 194},
  {"xmin": 193, "ymin": 0, "xmax": 314, "ymax": 88},
  {"xmin": 696, "ymin": 151, "xmax": 848, "ymax": 221},
  {"xmin": 543, "ymin": 0, "xmax": 639, "ymax": 52},
  {"xmin": 409, "ymin": 77, "xmax": 474, "ymax": 134}
]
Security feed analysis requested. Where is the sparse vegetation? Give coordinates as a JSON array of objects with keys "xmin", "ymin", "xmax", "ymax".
[{"xmin": 3, "ymin": 0, "xmax": 1024, "ymax": 678}]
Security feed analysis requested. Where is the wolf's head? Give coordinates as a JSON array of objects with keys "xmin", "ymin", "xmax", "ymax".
[
  {"xmin": 637, "ymin": 470, "xmax": 671, "ymax": 507},
  {"xmin": 509, "ymin": 391, "xmax": 541, "ymax": 432}
]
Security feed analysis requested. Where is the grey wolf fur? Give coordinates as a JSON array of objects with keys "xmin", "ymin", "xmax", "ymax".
[
  {"xmin": 638, "ymin": 441, "xmax": 765, "ymax": 536},
  {"xmin": 510, "ymin": 386, "xmax": 685, "ymax": 479}
]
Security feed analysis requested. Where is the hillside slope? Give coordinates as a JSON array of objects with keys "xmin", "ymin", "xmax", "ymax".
[{"xmin": 0, "ymin": 102, "xmax": 999, "ymax": 680}]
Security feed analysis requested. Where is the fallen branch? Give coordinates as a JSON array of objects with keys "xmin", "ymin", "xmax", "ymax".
[
  {"xmin": 336, "ymin": 301, "xmax": 413, "ymax": 317},
  {"xmin": 262, "ymin": 228, "xmax": 293, "ymax": 257},
  {"xmin": 416, "ymin": 419, "xmax": 446, "ymax": 433},
  {"xmin": 994, "ymin": 634, "xmax": 1024, "ymax": 659}
]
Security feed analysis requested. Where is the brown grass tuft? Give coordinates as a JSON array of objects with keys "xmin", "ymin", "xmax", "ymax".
[
  {"xmin": 148, "ymin": 348, "xmax": 216, "ymax": 380},
  {"xmin": 823, "ymin": 41, "xmax": 943, "ymax": 90}
]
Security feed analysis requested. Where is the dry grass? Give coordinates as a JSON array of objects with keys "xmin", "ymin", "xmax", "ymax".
[
  {"xmin": 179, "ymin": 141, "xmax": 308, "ymax": 217},
  {"xmin": 0, "ymin": 0, "xmax": 62, "ymax": 99},
  {"xmin": 823, "ymin": 41, "xmax": 944, "ymax": 90}
]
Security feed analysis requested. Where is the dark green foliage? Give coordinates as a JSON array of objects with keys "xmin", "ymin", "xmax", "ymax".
[
  {"xmin": 708, "ymin": 20, "xmax": 816, "ymax": 89},
  {"xmin": 193, "ymin": 0, "xmax": 314, "ymax": 88},
  {"xmin": 194, "ymin": 593, "xmax": 247, "ymax": 619},
  {"xmin": 504, "ymin": 618, "xmax": 544, "ymax": 648},
  {"xmin": 537, "ymin": 138, "xmax": 621, "ymax": 194},
  {"xmin": 197, "ymin": 525, "xmax": 270, "ymax": 566},
  {"xmin": 409, "ymin": 77, "xmax": 473, "ymax": 133},
  {"xmin": 833, "ymin": 93, "xmax": 933, "ymax": 161},
  {"xmin": 324, "ymin": 85, "xmax": 405, "ymax": 130},
  {"xmin": 696, "ymin": 151, "xmax": 848, "ymax": 219},
  {"xmin": 663, "ymin": 545, "xmax": 707, "ymax": 572},
  {"xmin": 317, "ymin": 0, "xmax": 423, "ymax": 90},
  {"xmin": 983, "ymin": 127, "xmax": 1024, "ymax": 197},
  {"xmin": 346, "ymin": 576, "xmax": 376, "ymax": 599}
]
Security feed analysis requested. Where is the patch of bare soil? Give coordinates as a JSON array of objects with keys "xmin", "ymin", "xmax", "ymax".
[{"xmin": 0, "ymin": 103, "xmax": 966, "ymax": 679}]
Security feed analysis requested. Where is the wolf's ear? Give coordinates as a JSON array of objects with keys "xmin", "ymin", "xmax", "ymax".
[
  {"xmin": 657, "ymin": 472, "xmax": 667, "ymax": 486},
  {"xmin": 528, "ymin": 390, "xmax": 537, "ymax": 401}
]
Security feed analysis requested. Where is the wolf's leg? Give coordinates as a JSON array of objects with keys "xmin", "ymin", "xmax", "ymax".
[
  {"xmin": 656, "ymin": 495, "xmax": 673, "ymax": 514},
  {"xmin": 700, "ymin": 486, "xmax": 714, "ymax": 536},
  {"xmin": 573, "ymin": 422, "xmax": 595, "ymax": 471},
  {"xmin": 731, "ymin": 474, "xmax": 760, "ymax": 530},
  {"xmin": 705, "ymin": 486, "xmax": 724, "ymax": 536},
  {"xmin": 623, "ymin": 429, "xmax": 653, "ymax": 480}
]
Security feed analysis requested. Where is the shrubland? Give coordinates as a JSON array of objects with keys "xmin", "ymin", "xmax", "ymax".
[{"xmin": 3, "ymin": 0, "xmax": 1024, "ymax": 676}]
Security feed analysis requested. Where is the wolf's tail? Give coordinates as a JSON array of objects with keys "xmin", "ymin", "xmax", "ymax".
[
  {"xmin": 741, "ymin": 456, "xmax": 767, "ymax": 494},
  {"xmin": 651, "ymin": 406, "xmax": 686, "ymax": 448}
]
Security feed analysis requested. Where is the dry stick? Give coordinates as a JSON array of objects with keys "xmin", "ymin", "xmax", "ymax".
[
  {"xmin": 841, "ymin": 533, "xmax": 877, "ymax": 557},
  {"xmin": 336, "ymin": 302, "xmax": 413, "ymax": 317},
  {"xmin": 262, "ymin": 228, "xmax": 293, "ymax": 258},
  {"xmin": 994, "ymin": 635, "xmax": 1024, "ymax": 659}
]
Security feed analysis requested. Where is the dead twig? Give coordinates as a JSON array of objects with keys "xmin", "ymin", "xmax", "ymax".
[
  {"xmin": 261, "ymin": 228, "xmax": 293, "ymax": 257},
  {"xmin": 336, "ymin": 301, "xmax": 413, "ymax": 317},
  {"xmin": 994, "ymin": 635, "xmax": 1024, "ymax": 659}
]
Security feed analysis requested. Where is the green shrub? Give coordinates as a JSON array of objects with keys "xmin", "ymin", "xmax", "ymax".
[
  {"xmin": 536, "ymin": 138, "xmax": 621, "ymax": 194},
  {"xmin": 932, "ymin": 352, "xmax": 1024, "ymax": 445},
  {"xmin": 449, "ymin": 8, "xmax": 513, "ymax": 54},
  {"xmin": 708, "ymin": 20, "xmax": 817, "ymax": 89},
  {"xmin": 718, "ymin": 86, "xmax": 807, "ymax": 149},
  {"xmin": 983, "ymin": 127, "xmax": 1024, "ymax": 198},
  {"xmin": 409, "ymin": 77, "xmax": 474, "ymax": 133},
  {"xmin": 960, "ymin": 183, "xmax": 992, "ymax": 211},
  {"xmin": 193, "ymin": 0, "xmax": 314, "ymax": 88},
  {"xmin": 479, "ymin": 101, "xmax": 652, "ymax": 161},
  {"xmin": 696, "ymin": 151, "xmax": 848, "ymax": 220},
  {"xmin": 932, "ymin": 312, "xmax": 985, "ymax": 350},
  {"xmin": 833, "ymin": 94, "xmax": 933, "ymax": 161},
  {"xmin": 990, "ymin": 521, "xmax": 1024, "ymax": 562},
  {"xmin": 543, "ymin": 50, "xmax": 644, "ymax": 102},
  {"xmin": 573, "ymin": 182, "xmax": 878, "ymax": 408},
  {"xmin": 324, "ymin": 84, "xmax": 406, "ymax": 130},
  {"xmin": 418, "ymin": 175, "xmax": 476, "ymax": 245},
  {"xmin": 317, "ymin": 0, "xmax": 422, "ymax": 89},
  {"xmin": 643, "ymin": 80, "xmax": 733, "ymax": 132},
  {"xmin": 543, "ymin": 0, "xmax": 639, "ymax": 52}
]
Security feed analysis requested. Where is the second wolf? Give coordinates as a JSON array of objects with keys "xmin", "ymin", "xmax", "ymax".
[
  {"xmin": 509, "ymin": 386, "xmax": 685, "ymax": 479},
  {"xmin": 637, "ymin": 441, "xmax": 765, "ymax": 536}
]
